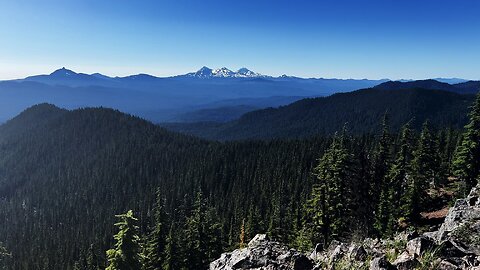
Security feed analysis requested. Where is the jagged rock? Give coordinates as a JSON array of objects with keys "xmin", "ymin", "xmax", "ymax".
[
  {"xmin": 249, "ymin": 234, "xmax": 270, "ymax": 247},
  {"xmin": 362, "ymin": 238, "xmax": 385, "ymax": 258},
  {"xmin": 326, "ymin": 241, "xmax": 347, "ymax": 264},
  {"xmin": 347, "ymin": 243, "xmax": 367, "ymax": 261},
  {"xmin": 293, "ymin": 256, "xmax": 314, "ymax": 270},
  {"xmin": 458, "ymin": 255, "xmax": 480, "ymax": 269},
  {"xmin": 395, "ymin": 231, "xmax": 419, "ymax": 243},
  {"xmin": 438, "ymin": 240, "xmax": 475, "ymax": 258},
  {"xmin": 369, "ymin": 255, "xmax": 394, "ymax": 270},
  {"xmin": 309, "ymin": 244, "xmax": 323, "ymax": 261},
  {"xmin": 436, "ymin": 185, "xmax": 480, "ymax": 255},
  {"xmin": 438, "ymin": 259, "xmax": 460, "ymax": 270},
  {"xmin": 210, "ymin": 234, "xmax": 313, "ymax": 270},
  {"xmin": 422, "ymin": 231, "xmax": 438, "ymax": 240},
  {"xmin": 393, "ymin": 252, "xmax": 419, "ymax": 270},
  {"xmin": 405, "ymin": 236, "xmax": 434, "ymax": 257}
]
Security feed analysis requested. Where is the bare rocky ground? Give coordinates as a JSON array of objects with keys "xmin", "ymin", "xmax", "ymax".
[{"xmin": 210, "ymin": 185, "xmax": 480, "ymax": 270}]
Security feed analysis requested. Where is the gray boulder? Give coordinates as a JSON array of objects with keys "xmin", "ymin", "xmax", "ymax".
[
  {"xmin": 438, "ymin": 259, "xmax": 460, "ymax": 270},
  {"xmin": 436, "ymin": 185, "xmax": 480, "ymax": 255},
  {"xmin": 392, "ymin": 252, "xmax": 418, "ymax": 270},
  {"xmin": 405, "ymin": 236, "xmax": 434, "ymax": 257},
  {"xmin": 347, "ymin": 243, "xmax": 367, "ymax": 261},
  {"xmin": 438, "ymin": 240, "xmax": 475, "ymax": 259},
  {"xmin": 369, "ymin": 255, "xmax": 394, "ymax": 270},
  {"xmin": 210, "ymin": 234, "xmax": 313, "ymax": 270},
  {"xmin": 309, "ymin": 244, "xmax": 323, "ymax": 261}
]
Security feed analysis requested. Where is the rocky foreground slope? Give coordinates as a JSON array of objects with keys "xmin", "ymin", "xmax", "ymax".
[{"xmin": 210, "ymin": 185, "xmax": 480, "ymax": 270}]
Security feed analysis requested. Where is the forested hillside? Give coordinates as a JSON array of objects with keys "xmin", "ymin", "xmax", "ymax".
[
  {"xmin": 0, "ymin": 105, "xmax": 327, "ymax": 269},
  {"xmin": 1, "ymin": 93, "xmax": 479, "ymax": 269},
  {"xmin": 164, "ymin": 87, "xmax": 475, "ymax": 140}
]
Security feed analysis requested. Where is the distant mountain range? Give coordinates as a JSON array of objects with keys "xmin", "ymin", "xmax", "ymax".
[
  {"xmin": 0, "ymin": 67, "xmax": 391, "ymax": 123},
  {"xmin": 0, "ymin": 67, "xmax": 478, "ymax": 125}
]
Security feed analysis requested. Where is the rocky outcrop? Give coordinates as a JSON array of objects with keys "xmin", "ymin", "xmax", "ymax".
[
  {"xmin": 209, "ymin": 234, "xmax": 313, "ymax": 270},
  {"xmin": 210, "ymin": 185, "xmax": 480, "ymax": 269},
  {"xmin": 432, "ymin": 185, "xmax": 480, "ymax": 254}
]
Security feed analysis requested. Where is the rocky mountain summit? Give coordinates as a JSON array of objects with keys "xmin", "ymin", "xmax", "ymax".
[{"xmin": 210, "ymin": 185, "xmax": 480, "ymax": 269}]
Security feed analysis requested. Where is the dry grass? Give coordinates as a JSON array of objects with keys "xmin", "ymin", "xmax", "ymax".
[{"xmin": 420, "ymin": 206, "xmax": 449, "ymax": 220}]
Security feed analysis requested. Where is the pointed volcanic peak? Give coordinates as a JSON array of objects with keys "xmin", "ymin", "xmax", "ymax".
[
  {"xmin": 193, "ymin": 66, "xmax": 213, "ymax": 77},
  {"xmin": 49, "ymin": 67, "xmax": 78, "ymax": 77},
  {"xmin": 181, "ymin": 66, "xmax": 265, "ymax": 78},
  {"xmin": 212, "ymin": 67, "xmax": 235, "ymax": 77},
  {"xmin": 236, "ymin": 68, "xmax": 262, "ymax": 78}
]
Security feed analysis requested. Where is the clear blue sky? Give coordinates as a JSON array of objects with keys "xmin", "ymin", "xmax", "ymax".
[{"xmin": 0, "ymin": 0, "xmax": 479, "ymax": 80}]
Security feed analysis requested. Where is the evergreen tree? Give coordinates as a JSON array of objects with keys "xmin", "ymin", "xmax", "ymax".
[
  {"xmin": 453, "ymin": 93, "xmax": 480, "ymax": 193},
  {"xmin": 350, "ymin": 140, "xmax": 373, "ymax": 237},
  {"xmin": 373, "ymin": 113, "xmax": 393, "ymax": 236},
  {"xmin": 245, "ymin": 205, "xmax": 261, "ymax": 242},
  {"xmin": 86, "ymin": 244, "xmax": 102, "ymax": 270},
  {"xmin": 162, "ymin": 225, "xmax": 179, "ymax": 270},
  {"xmin": 386, "ymin": 123, "xmax": 414, "ymax": 234},
  {"xmin": 106, "ymin": 210, "xmax": 143, "ymax": 270},
  {"xmin": 0, "ymin": 244, "xmax": 11, "ymax": 270},
  {"xmin": 183, "ymin": 191, "xmax": 223, "ymax": 269},
  {"xmin": 184, "ymin": 192, "xmax": 206, "ymax": 269},
  {"xmin": 267, "ymin": 194, "xmax": 283, "ymax": 241},
  {"xmin": 405, "ymin": 121, "xmax": 437, "ymax": 221},
  {"xmin": 144, "ymin": 189, "xmax": 167, "ymax": 270},
  {"xmin": 306, "ymin": 128, "xmax": 355, "ymax": 246},
  {"xmin": 204, "ymin": 208, "xmax": 223, "ymax": 262},
  {"xmin": 294, "ymin": 203, "xmax": 316, "ymax": 251}
]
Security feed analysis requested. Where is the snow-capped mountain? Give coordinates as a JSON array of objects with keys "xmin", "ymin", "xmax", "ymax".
[
  {"xmin": 212, "ymin": 67, "xmax": 235, "ymax": 77},
  {"xmin": 184, "ymin": 67, "xmax": 265, "ymax": 78},
  {"xmin": 236, "ymin": 68, "xmax": 262, "ymax": 77}
]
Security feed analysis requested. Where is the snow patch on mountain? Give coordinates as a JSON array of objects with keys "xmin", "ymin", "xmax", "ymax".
[{"xmin": 184, "ymin": 67, "xmax": 266, "ymax": 78}]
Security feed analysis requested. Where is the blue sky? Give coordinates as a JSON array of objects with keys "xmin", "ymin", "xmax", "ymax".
[{"xmin": 0, "ymin": 0, "xmax": 479, "ymax": 80}]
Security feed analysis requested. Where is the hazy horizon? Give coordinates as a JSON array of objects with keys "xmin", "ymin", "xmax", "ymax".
[{"xmin": 0, "ymin": 66, "xmax": 476, "ymax": 82}]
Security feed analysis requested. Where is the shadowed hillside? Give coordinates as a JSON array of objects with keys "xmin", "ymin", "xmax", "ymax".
[{"xmin": 164, "ymin": 87, "xmax": 474, "ymax": 140}]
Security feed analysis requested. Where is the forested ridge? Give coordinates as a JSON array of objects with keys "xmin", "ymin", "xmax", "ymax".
[
  {"xmin": 0, "ymin": 90, "xmax": 479, "ymax": 270},
  {"xmin": 0, "ymin": 104, "xmax": 328, "ymax": 269},
  {"xmin": 164, "ymin": 87, "xmax": 475, "ymax": 140}
]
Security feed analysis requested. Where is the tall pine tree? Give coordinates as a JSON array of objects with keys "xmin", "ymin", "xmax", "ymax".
[
  {"xmin": 306, "ymin": 127, "xmax": 355, "ymax": 246},
  {"xmin": 0, "ymin": 243, "xmax": 11, "ymax": 270},
  {"xmin": 143, "ymin": 189, "xmax": 167, "ymax": 270},
  {"xmin": 386, "ymin": 123, "xmax": 414, "ymax": 235},
  {"xmin": 106, "ymin": 210, "xmax": 143, "ymax": 270},
  {"xmin": 404, "ymin": 121, "xmax": 437, "ymax": 221},
  {"xmin": 373, "ymin": 113, "xmax": 392, "ymax": 236},
  {"xmin": 162, "ymin": 224, "xmax": 180, "ymax": 270},
  {"xmin": 453, "ymin": 93, "xmax": 480, "ymax": 194},
  {"xmin": 183, "ymin": 191, "xmax": 222, "ymax": 269}
]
